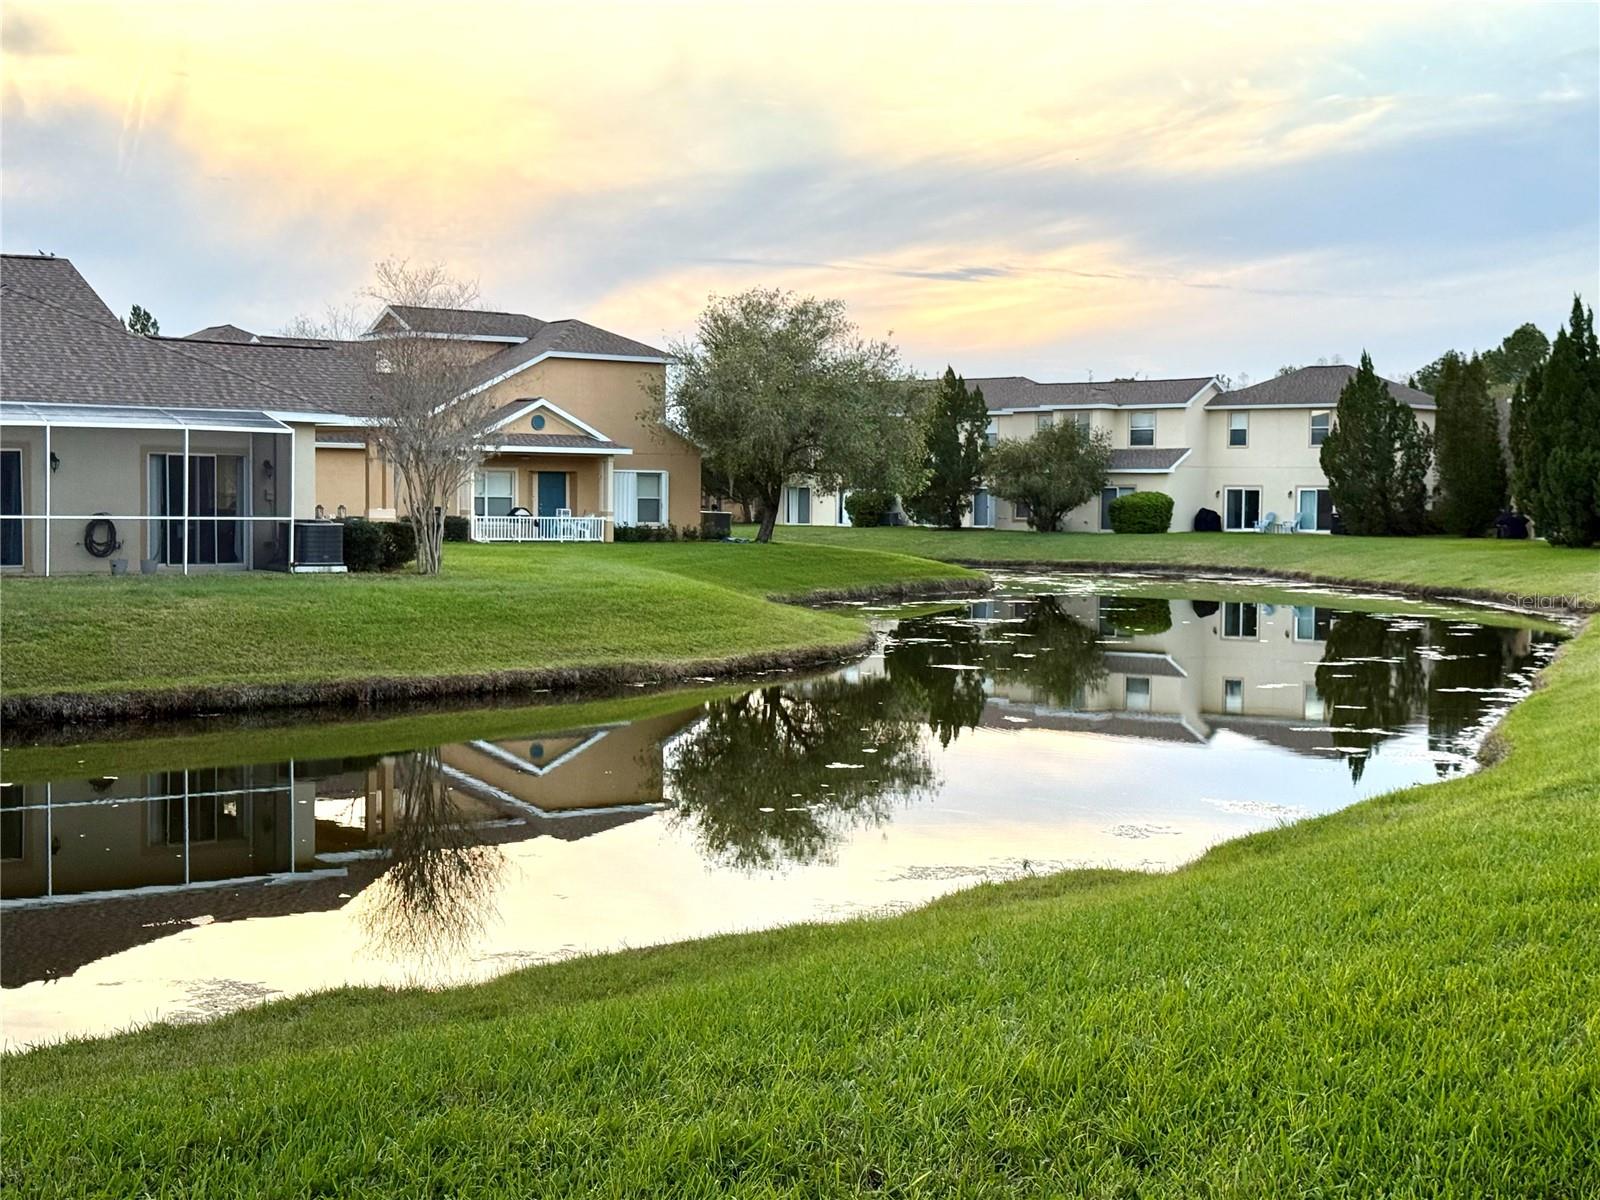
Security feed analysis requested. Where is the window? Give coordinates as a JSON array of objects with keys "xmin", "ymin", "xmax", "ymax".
[
  {"xmin": 473, "ymin": 469, "xmax": 515, "ymax": 517},
  {"xmin": 1013, "ymin": 499, "xmax": 1032, "ymax": 521},
  {"xmin": 1100, "ymin": 485, "xmax": 1134, "ymax": 530},
  {"xmin": 1129, "ymin": 411, "xmax": 1155, "ymax": 447},
  {"xmin": 1071, "ymin": 412, "xmax": 1091, "ymax": 432},
  {"xmin": 1125, "ymin": 676, "xmax": 1152, "ymax": 711},
  {"xmin": 1309, "ymin": 411, "xmax": 1331, "ymax": 447},
  {"xmin": 1228, "ymin": 411, "xmax": 1249, "ymax": 447},
  {"xmin": 1036, "ymin": 412, "xmax": 1055, "ymax": 431},
  {"xmin": 1223, "ymin": 486, "xmax": 1261, "ymax": 531},
  {"xmin": 1304, "ymin": 685, "xmax": 1325, "ymax": 721},
  {"xmin": 635, "ymin": 471, "xmax": 664, "ymax": 524},
  {"xmin": 1222, "ymin": 601, "xmax": 1259, "ymax": 639},
  {"xmin": 1223, "ymin": 678, "xmax": 1244, "ymax": 714},
  {"xmin": 984, "ymin": 422, "xmax": 998, "ymax": 449},
  {"xmin": 531, "ymin": 414, "xmax": 547, "ymax": 431}
]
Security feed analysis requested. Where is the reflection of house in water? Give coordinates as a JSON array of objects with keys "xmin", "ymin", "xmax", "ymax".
[
  {"xmin": 895, "ymin": 595, "xmax": 1536, "ymax": 761},
  {"xmin": 0, "ymin": 709, "xmax": 699, "ymax": 986}
]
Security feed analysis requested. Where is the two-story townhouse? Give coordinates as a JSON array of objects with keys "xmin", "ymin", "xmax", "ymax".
[
  {"xmin": 1196, "ymin": 366, "xmax": 1436, "ymax": 532},
  {"xmin": 961, "ymin": 374, "xmax": 1222, "ymax": 532}
]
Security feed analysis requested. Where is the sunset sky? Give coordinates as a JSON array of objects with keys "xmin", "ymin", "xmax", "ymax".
[{"xmin": 4, "ymin": 1, "xmax": 1596, "ymax": 384}]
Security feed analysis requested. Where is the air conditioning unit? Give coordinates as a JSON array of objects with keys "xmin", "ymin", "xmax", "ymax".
[{"xmin": 292, "ymin": 521, "xmax": 346, "ymax": 572}]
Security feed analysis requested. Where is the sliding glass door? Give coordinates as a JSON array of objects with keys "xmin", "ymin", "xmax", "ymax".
[
  {"xmin": 0, "ymin": 448, "xmax": 21, "ymax": 568},
  {"xmin": 150, "ymin": 454, "xmax": 245, "ymax": 565}
]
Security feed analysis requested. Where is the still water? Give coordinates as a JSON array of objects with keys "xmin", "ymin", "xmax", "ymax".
[{"xmin": 0, "ymin": 574, "xmax": 1565, "ymax": 1047}]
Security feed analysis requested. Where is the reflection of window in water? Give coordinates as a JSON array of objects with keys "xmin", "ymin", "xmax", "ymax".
[
  {"xmin": 1, "ymin": 784, "xmax": 22, "ymax": 861},
  {"xmin": 1304, "ymin": 684, "xmax": 1325, "ymax": 721},
  {"xmin": 1294, "ymin": 606, "xmax": 1331, "ymax": 642},
  {"xmin": 1224, "ymin": 678, "xmax": 1244, "ymax": 714},
  {"xmin": 147, "ymin": 765, "xmax": 271, "ymax": 845},
  {"xmin": 1223, "ymin": 602, "xmax": 1259, "ymax": 639},
  {"xmin": 1125, "ymin": 676, "xmax": 1152, "ymax": 711}
]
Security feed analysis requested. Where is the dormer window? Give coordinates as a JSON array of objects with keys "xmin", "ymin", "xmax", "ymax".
[{"xmin": 1129, "ymin": 411, "xmax": 1155, "ymax": 447}]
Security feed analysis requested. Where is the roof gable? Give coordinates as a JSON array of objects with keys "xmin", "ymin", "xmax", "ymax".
[
  {"xmin": 1206, "ymin": 364, "xmax": 1435, "ymax": 411},
  {"xmin": 1, "ymin": 254, "xmax": 120, "ymax": 327}
]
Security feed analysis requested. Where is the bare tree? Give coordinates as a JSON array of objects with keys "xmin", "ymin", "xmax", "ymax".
[{"xmin": 358, "ymin": 260, "xmax": 496, "ymax": 574}]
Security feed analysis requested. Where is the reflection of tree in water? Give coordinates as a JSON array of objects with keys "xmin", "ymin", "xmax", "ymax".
[
  {"xmin": 1425, "ymin": 623, "xmax": 1540, "ymax": 776},
  {"xmin": 359, "ymin": 749, "xmax": 505, "ymax": 964},
  {"xmin": 884, "ymin": 614, "xmax": 989, "ymax": 747},
  {"xmin": 664, "ymin": 676, "xmax": 936, "ymax": 870},
  {"xmin": 884, "ymin": 597, "xmax": 1108, "ymax": 745},
  {"xmin": 1314, "ymin": 613, "xmax": 1429, "ymax": 782}
]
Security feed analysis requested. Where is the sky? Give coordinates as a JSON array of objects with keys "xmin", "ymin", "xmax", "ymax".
[{"xmin": 3, "ymin": 0, "xmax": 1597, "ymax": 385}]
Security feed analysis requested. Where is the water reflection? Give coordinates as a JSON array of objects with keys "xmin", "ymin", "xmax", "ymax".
[
  {"xmin": 664, "ymin": 675, "xmax": 936, "ymax": 869},
  {"xmin": 0, "ymin": 577, "xmax": 1564, "ymax": 1042},
  {"xmin": 356, "ymin": 750, "xmax": 506, "ymax": 965}
]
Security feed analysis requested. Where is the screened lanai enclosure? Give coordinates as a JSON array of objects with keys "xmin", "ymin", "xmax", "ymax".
[{"xmin": 0, "ymin": 402, "xmax": 336, "ymax": 575}]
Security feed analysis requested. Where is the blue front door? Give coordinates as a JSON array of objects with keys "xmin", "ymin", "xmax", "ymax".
[{"xmin": 537, "ymin": 472, "xmax": 567, "ymax": 517}]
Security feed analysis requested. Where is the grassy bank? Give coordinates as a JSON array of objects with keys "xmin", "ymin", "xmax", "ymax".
[
  {"xmin": 0, "ymin": 542, "xmax": 979, "ymax": 705},
  {"xmin": 745, "ymin": 526, "xmax": 1600, "ymax": 608},
  {"xmin": 4, "ymin": 556, "xmax": 1598, "ymax": 1195}
]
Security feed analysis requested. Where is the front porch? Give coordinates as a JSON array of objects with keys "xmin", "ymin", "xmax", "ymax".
[{"xmin": 471, "ymin": 513, "xmax": 608, "ymax": 542}]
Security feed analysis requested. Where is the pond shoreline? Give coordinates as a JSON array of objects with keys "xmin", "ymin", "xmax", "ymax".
[
  {"xmin": 947, "ymin": 557, "xmax": 1598, "ymax": 616},
  {"xmin": 0, "ymin": 575, "xmax": 991, "ymax": 733}
]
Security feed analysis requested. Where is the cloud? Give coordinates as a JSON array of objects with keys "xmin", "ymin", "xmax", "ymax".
[{"xmin": 2, "ymin": 0, "xmax": 1594, "ymax": 380}]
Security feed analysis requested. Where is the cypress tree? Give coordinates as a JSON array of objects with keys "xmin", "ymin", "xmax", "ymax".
[
  {"xmin": 903, "ymin": 367, "xmax": 991, "ymax": 529},
  {"xmin": 1320, "ymin": 352, "xmax": 1433, "ymax": 535},
  {"xmin": 1517, "ymin": 297, "xmax": 1600, "ymax": 547},
  {"xmin": 1434, "ymin": 352, "xmax": 1507, "ymax": 536}
]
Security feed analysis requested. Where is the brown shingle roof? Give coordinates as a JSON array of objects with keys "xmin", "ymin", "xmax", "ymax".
[
  {"xmin": 491, "ymin": 432, "xmax": 629, "ymax": 451},
  {"xmin": 1109, "ymin": 446, "xmax": 1190, "ymax": 472},
  {"xmin": 459, "ymin": 320, "xmax": 667, "ymax": 394},
  {"xmin": 184, "ymin": 323, "xmax": 257, "ymax": 343},
  {"xmin": 967, "ymin": 375, "xmax": 1215, "ymax": 412},
  {"xmin": 1206, "ymin": 365, "xmax": 1435, "ymax": 411},
  {"xmin": 0, "ymin": 286, "xmax": 330, "ymax": 413},
  {"xmin": 383, "ymin": 305, "xmax": 547, "ymax": 340},
  {"xmin": 166, "ymin": 337, "xmax": 385, "ymax": 418},
  {"xmin": 0, "ymin": 254, "xmax": 120, "ymax": 328}
]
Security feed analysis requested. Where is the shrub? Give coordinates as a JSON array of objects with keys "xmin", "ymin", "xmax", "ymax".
[
  {"xmin": 340, "ymin": 519, "xmax": 386, "ymax": 572},
  {"xmin": 1100, "ymin": 595, "xmax": 1173, "ymax": 635},
  {"xmin": 443, "ymin": 515, "xmax": 472, "ymax": 542},
  {"xmin": 614, "ymin": 523, "xmax": 699, "ymax": 543},
  {"xmin": 845, "ymin": 489, "xmax": 896, "ymax": 528},
  {"xmin": 381, "ymin": 521, "xmax": 417, "ymax": 570},
  {"xmin": 1108, "ymin": 491, "xmax": 1174, "ymax": 534}
]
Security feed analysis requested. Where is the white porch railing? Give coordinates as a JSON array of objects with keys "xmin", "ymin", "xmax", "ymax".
[{"xmin": 472, "ymin": 514, "xmax": 608, "ymax": 542}]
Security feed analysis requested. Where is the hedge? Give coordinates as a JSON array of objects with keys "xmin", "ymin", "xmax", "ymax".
[{"xmin": 1108, "ymin": 490, "xmax": 1174, "ymax": 534}]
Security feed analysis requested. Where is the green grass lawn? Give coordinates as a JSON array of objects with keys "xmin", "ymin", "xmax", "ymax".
[
  {"xmin": 6, "ymin": 590, "xmax": 1596, "ymax": 1195},
  {"xmin": 0, "ymin": 541, "xmax": 979, "ymax": 699},
  {"xmin": 745, "ymin": 525, "xmax": 1600, "ymax": 608}
]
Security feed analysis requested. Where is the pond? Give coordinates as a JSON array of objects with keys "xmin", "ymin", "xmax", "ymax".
[{"xmin": 0, "ymin": 573, "xmax": 1567, "ymax": 1048}]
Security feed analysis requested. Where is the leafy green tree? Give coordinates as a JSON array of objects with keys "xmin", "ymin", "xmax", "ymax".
[
  {"xmin": 125, "ymin": 304, "xmax": 159, "ymax": 336},
  {"xmin": 1433, "ymin": 352, "xmax": 1507, "ymax": 536},
  {"xmin": 1481, "ymin": 322, "xmax": 1550, "ymax": 389},
  {"xmin": 986, "ymin": 420, "xmax": 1111, "ymax": 531},
  {"xmin": 1319, "ymin": 352, "xmax": 1433, "ymax": 535},
  {"xmin": 903, "ymin": 368, "xmax": 990, "ymax": 529},
  {"xmin": 1511, "ymin": 297, "xmax": 1600, "ymax": 547},
  {"xmin": 644, "ymin": 289, "xmax": 923, "ymax": 542}
]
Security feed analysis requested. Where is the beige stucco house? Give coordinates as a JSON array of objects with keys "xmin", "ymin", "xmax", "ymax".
[
  {"xmin": 778, "ymin": 367, "xmax": 1436, "ymax": 534},
  {"xmin": 0, "ymin": 256, "xmax": 699, "ymax": 574}
]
